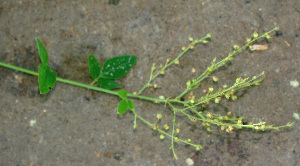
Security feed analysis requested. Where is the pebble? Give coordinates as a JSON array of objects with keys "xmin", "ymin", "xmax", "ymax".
[{"xmin": 186, "ymin": 158, "xmax": 194, "ymax": 165}]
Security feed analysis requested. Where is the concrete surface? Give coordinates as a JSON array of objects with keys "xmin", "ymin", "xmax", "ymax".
[{"xmin": 0, "ymin": 0, "xmax": 299, "ymax": 165}]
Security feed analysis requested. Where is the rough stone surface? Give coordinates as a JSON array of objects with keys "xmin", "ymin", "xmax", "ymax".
[{"xmin": 0, "ymin": 1, "xmax": 299, "ymax": 165}]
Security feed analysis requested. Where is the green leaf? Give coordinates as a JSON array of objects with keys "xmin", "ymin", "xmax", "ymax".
[
  {"xmin": 36, "ymin": 38, "xmax": 48, "ymax": 64},
  {"xmin": 97, "ymin": 78, "xmax": 120, "ymax": 90},
  {"xmin": 88, "ymin": 55, "xmax": 101, "ymax": 79},
  {"xmin": 127, "ymin": 100, "xmax": 135, "ymax": 110},
  {"xmin": 118, "ymin": 100, "xmax": 128, "ymax": 114},
  {"xmin": 38, "ymin": 63, "xmax": 57, "ymax": 94},
  {"xmin": 101, "ymin": 55, "xmax": 138, "ymax": 79},
  {"xmin": 117, "ymin": 90, "xmax": 127, "ymax": 100}
]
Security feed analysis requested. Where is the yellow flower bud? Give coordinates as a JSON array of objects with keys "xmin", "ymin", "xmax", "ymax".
[
  {"xmin": 156, "ymin": 113, "xmax": 163, "ymax": 119},
  {"xmin": 253, "ymin": 32, "xmax": 258, "ymax": 38}
]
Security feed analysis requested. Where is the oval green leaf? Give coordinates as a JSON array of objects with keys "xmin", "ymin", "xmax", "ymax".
[
  {"xmin": 101, "ymin": 55, "xmax": 138, "ymax": 79},
  {"xmin": 38, "ymin": 63, "xmax": 57, "ymax": 94},
  {"xmin": 117, "ymin": 100, "xmax": 128, "ymax": 114},
  {"xmin": 36, "ymin": 38, "xmax": 48, "ymax": 64},
  {"xmin": 127, "ymin": 100, "xmax": 135, "ymax": 110},
  {"xmin": 97, "ymin": 78, "xmax": 120, "ymax": 90},
  {"xmin": 88, "ymin": 55, "xmax": 101, "ymax": 79},
  {"xmin": 117, "ymin": 90, "xmax": 127, "ymax": 100}
]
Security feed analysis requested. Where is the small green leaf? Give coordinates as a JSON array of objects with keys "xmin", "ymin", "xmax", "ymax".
[
  {"xmin": 88, "ymin": 55, "xmax": 101, "ymax": 80},
  {"xmin": 118, "ymin": 100, "xmax": 128, "ymax": 114},
  {"xmin": 101, "ymin": 55, "xmax": 138, "ymax": 79},
  {"xmin": 127, "ymin": 100, "xmax": 135, "ymax": 110},
  {"xmin": 97, "ymin": 78, "xmax": 120, "ymax": 90},
  {"xmin": 36, "ymin": 38, "xmax": 48, "ymax": 64},
  {"xmin": 38, "ymin": 63, "xmax": 57, "ymax": 94},
  {"xmin": 117, "ymin": 90, "xmax": 127, "ymax": 100}
]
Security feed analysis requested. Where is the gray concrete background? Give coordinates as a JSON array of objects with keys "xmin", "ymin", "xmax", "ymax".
[{"xmin": 0, "ymin": 0, "xmax": 299, "ymax": 165}]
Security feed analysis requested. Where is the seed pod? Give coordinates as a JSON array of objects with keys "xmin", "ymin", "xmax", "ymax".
[
  {"xmin": 152, "ymin": 124, "xmax": 159, "ymax": 130},
  {"xmin": 214, "ymin": 97, "xmax": 221, "ymax": 103},
  {"xmin": 212, "ymin": 76, "xmax": 219, "ymax": 82},
  {"xmin": 164, "ymin": 124, "xmax": 170, "ymax": 130},
  {"xmin": 231, "ymin": 95, "xmax": 237, "ymax": 101},
  {"xmin": 174, "ymin": 137, "xmax": 179, "ymax": 142},
  {"xmin": 196, "ymin": 146, "xmax": 202, "ymax": 151},
  {"xmin": 208, "ymin": 86, "xmax": 214, "ymax": 93},
  {"xmin": 156, "ymin": 113, "xmax": 163, "ymax": 120},
  {"xmin": 253, "ymin": 32, "xmax": 258, "ymax": 38}
]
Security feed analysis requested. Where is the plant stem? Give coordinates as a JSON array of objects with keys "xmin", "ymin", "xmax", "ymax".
[
  {"xmin": 0, "ymin": 62, "xmax": 39, "ymax": 76},
  {"xmin": 131, "ymin": 109, "xmax": 199, "ymax": 147},
  {"xmin": 171, "ymin": 109, "xmax": 178, "ymax": 159},
  {"xmin": 176, "ymin": 27, "xmax": 278, "ymax": 100},
  {"xmin": 138, "ymin": 35, "xmax": 211, "ymax": 95},
  {"xmin": 0, "ymin": 62, "xmax": 183, "ymax": 104}
]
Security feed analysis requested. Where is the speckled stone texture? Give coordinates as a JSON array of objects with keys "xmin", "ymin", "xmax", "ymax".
[{"xmin": 0, "ymin": 0, "xmax": 299, "ymax": 165}]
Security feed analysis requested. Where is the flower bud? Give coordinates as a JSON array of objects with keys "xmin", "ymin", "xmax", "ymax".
[
  {"xmin": 208, "ymin": 86, "xmax": 214, "ymax": 93},
  {"xmin": 214, "ymin": 97, "xmax": 221, "ymax": 103},
  {"xmin": 249, "ymin": 45, "xmax": 254, "ymax": 51},
  {"xmin": 196, "ymin": 146, "xmax": 202, "ymax": 151},
  {"xmin": 156, "ymin": 113, "xmax": 163, "ymax": 119},
  {"xmin": 164, "ymin": 124, "xmax": 169, "ymax": 130},
  {"xmin": 186, "ymin": 80, "xmax": 191, "ymax": 88},
  {"xmin": 212, "ymin": 76, "xmax": 218, "ymax": 82},
  {"xmin": 246, "ymin": 38, "xmax": 252, "ymax": 43},
  {"xmin": 166, "ymin": 58, "xmax": 170, "ymax": 63},
  {"xmin": 152, "ymin": 124, "xmax": 159, "ymax": 130},
  {"xmin": 221, "ymin": 125, "xmax": 226, "ymax": 130},
  {"xmin": 227, "ymin": 111, "xmax": 232, "ymax": 117},
  {"xmin": 202, "ymin": 40, "xmax": 208, "ymax": 44},
  {"xmin": 231, "ymin": 95, "xmax": 237, "ymax": 101},
  {"xmin": 225, "ymin": 93, "xmax": 231, "ymax": 99},
  {"xmin": 190, "ymin": 44, "xmax": 194, "ymax": 49},
  {"xmin": 207, "ymin": 127, "xmax": 213, "ymax": 132},
  {"xmin": 233, "ymin": 44, "xmax": 240, "ymax": 50},
  {"xmin": 206, "ymin": 112, "xmax": 212, "ymax": 118},
  {"xmin": 174, "ymin": 137, "xmax": 179, "ymax": 142},
  {"xmin": 237, "ymin": 119, "xmax": 242, "ymax": 125},
  {"xmin": 253, "ymin": 32, "xmax": 258, "ymax": 38}
]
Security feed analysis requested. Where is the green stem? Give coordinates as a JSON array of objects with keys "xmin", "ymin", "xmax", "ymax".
[
  {"xmin": 171, "ymin": 109, "xmax": 178, "ymax": 159},
  {"xmin": 138, "ymin": 35, "xmax": 211, "ymax": 95},
  {"xmin": 131, "ymin": 109, "xmax": 199, "ymax": 147},
  {"xmin": 0, "ymin": 62, "xmax": 186, "ymax": 104},
  {"xmin": 0, "ymin": 62, "xmax": 39, "ymax": 76},
  {"xmin": 176, "ymin": 27, "xmax": 278, "ymax": 99},
  {"xmin": 138, "ymin": 47, "xmax": 190, "ymax": 95}
]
